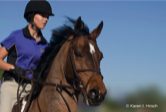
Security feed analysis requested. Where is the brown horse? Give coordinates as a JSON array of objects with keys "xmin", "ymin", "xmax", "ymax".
[{"xmin": 24, "ymin": 16, "xmax": 107, "ymax": 112}]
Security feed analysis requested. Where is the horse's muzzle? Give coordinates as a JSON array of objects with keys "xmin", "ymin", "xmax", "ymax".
[{"xmin": 88, "ymin": 89, "xmax": 107, "ymax": 106}]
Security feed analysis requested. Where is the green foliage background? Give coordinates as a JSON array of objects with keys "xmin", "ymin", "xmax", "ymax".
[{"xmin": 0, "ymin": 70, "xmax": 3, "ymax": 80}]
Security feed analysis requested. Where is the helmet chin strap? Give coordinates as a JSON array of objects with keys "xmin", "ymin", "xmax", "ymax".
[{"xmin": 30, "ymin": 12, "xmax": 35, "ymax": 29}]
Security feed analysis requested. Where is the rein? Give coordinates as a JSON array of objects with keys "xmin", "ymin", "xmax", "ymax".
[{"xmin": 17, "ymin": 70, "xmax": 73, "ymax": 112}]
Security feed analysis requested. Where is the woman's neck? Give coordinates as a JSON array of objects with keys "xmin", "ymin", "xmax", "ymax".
[{"xmin": 28, "ymin": 24, "xmax": 40, "ymax": 42}]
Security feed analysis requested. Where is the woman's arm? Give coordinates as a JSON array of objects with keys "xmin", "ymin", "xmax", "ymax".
[{"xmin": 0, "ymin": 46, "xmax": 14, "ymax": 71}]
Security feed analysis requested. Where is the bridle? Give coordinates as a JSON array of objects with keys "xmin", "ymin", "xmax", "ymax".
[{"xmin": 67, "ymin": 36, "xmax": 103, "ymax": 105}]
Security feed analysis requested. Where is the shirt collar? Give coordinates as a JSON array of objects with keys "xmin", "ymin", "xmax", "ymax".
[{"xmin": 22, "ymin": 26, "xmax": 47, "ymax": 43}]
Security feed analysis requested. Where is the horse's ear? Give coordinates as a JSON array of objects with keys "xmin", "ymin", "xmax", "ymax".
[
  {"xmin": 74, "ymin": 16, "xmax": 84, "ymax": 30},
  {"xmin": 90, "ymin": 21, "xmax": 103, "ymax": 39}
]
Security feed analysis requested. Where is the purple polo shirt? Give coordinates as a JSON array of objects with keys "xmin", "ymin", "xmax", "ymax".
[{"xmin": 1, "ymin": 26, "xmax": 48, "ymax": 79}]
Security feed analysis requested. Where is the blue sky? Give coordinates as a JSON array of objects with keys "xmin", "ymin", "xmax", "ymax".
[{"xmin": 0, "ymin": 1, "xmax": 166, "ymax": 98}]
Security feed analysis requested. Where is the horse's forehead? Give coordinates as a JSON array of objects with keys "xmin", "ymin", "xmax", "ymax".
[{"xmin": 75, "ymin": 37, "xmax": 98, "ymax": 53}]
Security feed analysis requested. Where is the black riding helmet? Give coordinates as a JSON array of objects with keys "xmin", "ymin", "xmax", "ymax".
[{"xmin": 24, "ymin": 0, "xmax": 54, "ymax": 21}]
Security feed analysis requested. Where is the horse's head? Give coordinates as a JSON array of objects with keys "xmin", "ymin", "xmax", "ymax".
[
  {"xmin": 36, "ymin": 16, "xmax": 107, "ymax": 107},
  {"xmin": 65, "ymin": 17, "xmax": 107, "ymax": 106}
]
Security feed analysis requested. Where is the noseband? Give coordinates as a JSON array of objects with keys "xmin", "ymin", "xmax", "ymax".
[{"xmin": 67, "ymin": 36, "xmax": 103, "ymax": 105}]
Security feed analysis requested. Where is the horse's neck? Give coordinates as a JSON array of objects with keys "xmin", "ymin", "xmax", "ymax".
[
  {"xmin": 46, "ymin": 41, "xmax": 69, "ymax": 85},
  {"xmin": 38, "ymin": 39, "xmax": 79, "ymax": 112},
  {"xmin": 46, "ymin": 36, "xmax": 74, "ymax": 86}
]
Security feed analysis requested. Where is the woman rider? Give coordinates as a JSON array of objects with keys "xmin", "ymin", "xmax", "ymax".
[{"xmin": 0, "ymin": 0, "xmax": 54, "ymax": 112}]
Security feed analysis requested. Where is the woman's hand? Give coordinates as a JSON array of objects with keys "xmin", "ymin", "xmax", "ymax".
[{"xmin": 10, "ymin": 65, "xmax": 26, "ymax": 77}]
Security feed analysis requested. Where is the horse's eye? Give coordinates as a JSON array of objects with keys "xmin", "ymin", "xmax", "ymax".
[{"xmin": 75, "ymin": 51, "xmax": 82, "ymax": 57}]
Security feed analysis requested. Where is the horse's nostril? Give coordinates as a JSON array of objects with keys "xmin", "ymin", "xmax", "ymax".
[
  {"xmin": 88, "ymin": 89, "xmax": 99, "ymax": 100},
  {"xmin": 91, "ymin": 91, "xmax": 96, "ymax": 99}
]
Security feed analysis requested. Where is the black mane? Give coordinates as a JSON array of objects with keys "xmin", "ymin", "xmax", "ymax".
[{"xmin": 33, "ymin": 17, "xmax": 90, "ymax": 82}]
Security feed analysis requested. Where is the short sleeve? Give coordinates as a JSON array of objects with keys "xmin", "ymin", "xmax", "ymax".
[{"xmin": 1, "ymin": 32, "xmax": 15, "ymax": 52}]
